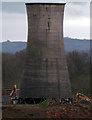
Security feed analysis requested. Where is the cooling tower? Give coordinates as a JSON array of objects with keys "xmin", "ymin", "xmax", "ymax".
[{"xmin": 19, "ymin": 3, "xmax": 72, "ymax": 98}]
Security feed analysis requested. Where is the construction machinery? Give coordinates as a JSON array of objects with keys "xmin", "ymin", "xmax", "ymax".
[
  {"xmin": 75, "ymin": 92, "xmax": 92, "ymax": 104},
  {"xmin": 8, "ymin": 85, "xmax": 92, "ymax": 104},
  {"xmin": 9, "ymin": 85, "xmax": 17, "ymax": 104}
]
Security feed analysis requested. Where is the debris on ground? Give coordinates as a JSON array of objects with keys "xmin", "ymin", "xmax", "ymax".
[{"xmin": 2, "ymin": 103, "xmax": 92, "ymax": 119}]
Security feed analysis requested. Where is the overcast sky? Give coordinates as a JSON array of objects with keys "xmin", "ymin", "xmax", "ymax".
[{"xmin": 1, "ymin": 2, "xmax": 90, "ymax": 42}]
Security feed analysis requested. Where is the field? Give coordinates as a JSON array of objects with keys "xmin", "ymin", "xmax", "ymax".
[{"xmin": 2, "ymin": 100, "xmax": 92, "ymax": 119}]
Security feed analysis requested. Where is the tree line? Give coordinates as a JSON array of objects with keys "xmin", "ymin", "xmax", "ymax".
[{"xmin": 2, "ymin": 50, "xmax": 91, "ymax": 95}]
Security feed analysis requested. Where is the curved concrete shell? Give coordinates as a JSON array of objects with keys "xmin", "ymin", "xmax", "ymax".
[{"xmin": 19, "ymin": 3, "xmax": 72, "ymax": 98}]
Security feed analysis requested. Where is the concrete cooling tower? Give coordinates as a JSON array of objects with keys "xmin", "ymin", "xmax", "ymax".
[{"xmin": 19, "ymin": 3, "xmax": 72, "ymax": 99}]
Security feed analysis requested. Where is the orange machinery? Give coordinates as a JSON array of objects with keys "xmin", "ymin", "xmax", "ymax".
[{"xmin": 75, "ymin": 92, "xmax": 92, "ymax": 104}]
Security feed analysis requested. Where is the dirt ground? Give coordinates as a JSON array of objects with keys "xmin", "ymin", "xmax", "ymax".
[{"xmin": 2, "ymin": 103, "xmax": 92, "ymax": 120}]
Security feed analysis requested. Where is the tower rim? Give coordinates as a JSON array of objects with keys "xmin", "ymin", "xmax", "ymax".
[{"xmin": 25, "ymin": 3, "xmax": 66, "ymax": 5}]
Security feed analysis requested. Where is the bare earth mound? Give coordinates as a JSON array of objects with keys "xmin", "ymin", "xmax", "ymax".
[{"xmin": 2, "ymin": 103, "xmax": 92, "ymax": 119}]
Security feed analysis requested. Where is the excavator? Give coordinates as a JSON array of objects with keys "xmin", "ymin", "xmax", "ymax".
[
  {"xmin": 9, "ymin": 84, "xmax": 17, "ymax": 104},
  {"xmin": 75, "ymin": 92, "xmax": 92, "ymax": 104},
  {"xmin": 56, "ymin": 93, "xmax": 92, "ymax": 104}
]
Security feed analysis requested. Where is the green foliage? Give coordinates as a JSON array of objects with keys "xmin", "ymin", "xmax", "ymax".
[{"xmin": 37, "ymin": 99, "xmax": 49, "ymax": 108}]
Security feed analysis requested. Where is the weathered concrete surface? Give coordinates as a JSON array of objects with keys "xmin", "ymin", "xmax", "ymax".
[{"xmin": 19, "ymin": 3, "xmax": 72, "ymax": 98}]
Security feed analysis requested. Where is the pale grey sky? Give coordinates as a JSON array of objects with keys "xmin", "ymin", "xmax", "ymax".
[
  {"xmin": 1, "ymin": 2, "xmax": 90, "ymax": 42},
  {"xmin": 1, "ymin": 0, "xmax": 91, "ymax": 2}
]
